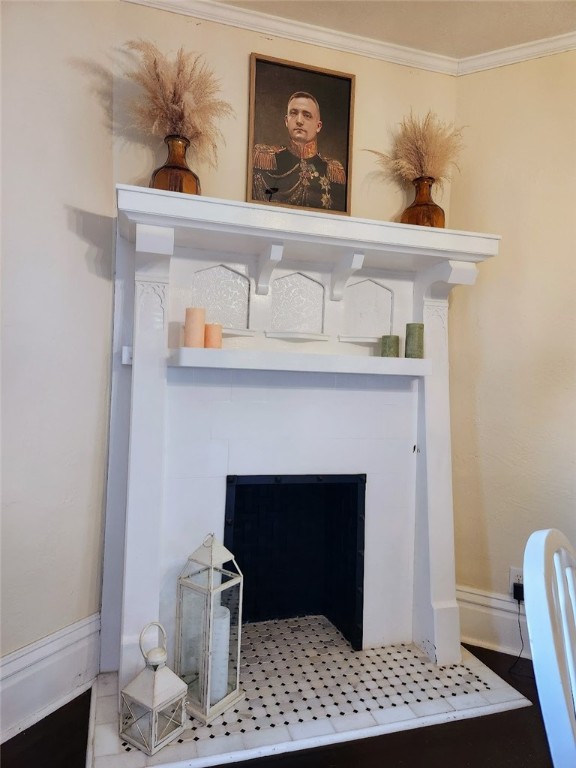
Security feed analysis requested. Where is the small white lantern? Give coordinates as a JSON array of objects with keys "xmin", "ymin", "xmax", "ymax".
[
  {"xmin": 120, "ymin": 622, "xmax": 187, "ymax": 755},
  {"xmin": 175, "ymin": 533, "xmax": 244, "ymax": 723}
]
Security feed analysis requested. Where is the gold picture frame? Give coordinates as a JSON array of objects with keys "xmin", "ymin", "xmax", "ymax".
[{"xmin": 247, "ymin": 53, "xmax": 355, "ymax": 215}]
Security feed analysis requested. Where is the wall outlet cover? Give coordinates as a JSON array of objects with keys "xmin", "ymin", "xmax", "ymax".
[{"xmin": 509, "ymin": 566, "xmax": 523, "ymax": 594}]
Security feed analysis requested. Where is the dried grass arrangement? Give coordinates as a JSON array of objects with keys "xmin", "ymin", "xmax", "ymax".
[
  {"xmin": 124, "ymin": 39, "xmax": 234, "ymax": 168},
  {"xmin": 367, "ymin": 110, "xmax": 465, "ymax": 188}
]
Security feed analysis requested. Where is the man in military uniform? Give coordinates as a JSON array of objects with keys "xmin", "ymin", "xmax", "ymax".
[{"xmin": 252, "ymin": 91, "xmax": 347, "ymax": 212}]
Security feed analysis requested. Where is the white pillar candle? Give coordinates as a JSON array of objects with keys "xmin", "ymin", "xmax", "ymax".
[
  {"xmin": 183, "ymin": 639, "xmax": 198, "ymax": 683},
  {"xmin": 210, "ymin": 605, "xmax": 230, "ymax": 704}
]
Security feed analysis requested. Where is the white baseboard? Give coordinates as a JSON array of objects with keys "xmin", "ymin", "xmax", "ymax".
[
  {"xmin": 0, "ymin": 614, "xmax": 100, "ymax": 744},
  {"xmin": 456, "ymin": 585, "xmax": 530, "ymax": 659}
]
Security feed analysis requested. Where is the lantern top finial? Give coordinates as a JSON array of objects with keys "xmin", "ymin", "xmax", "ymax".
[
  {"xmin": 140, "ymin": 622, "xmax": 168, "ymax": 668},
  {"xmin": 189, "ymin": 533, "xmax": 235, "ymax": 568}
]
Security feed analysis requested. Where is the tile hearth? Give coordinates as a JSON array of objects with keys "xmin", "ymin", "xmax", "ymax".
[{"xmin": 90, "ymin": 616, "xmax": 530, "ymax": 768}]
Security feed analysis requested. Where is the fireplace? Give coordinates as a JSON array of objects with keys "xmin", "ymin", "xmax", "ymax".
[
  {"xmin": 100, "ymin": 186, "xmax": 498, "ymax": 693},
  {"xmin": 153, "ymin": 364, "xmax": 418, "ymax": 672},
  {"xmin": 224, "ymin": 474, "xmax": 366, "ymax": 649}
]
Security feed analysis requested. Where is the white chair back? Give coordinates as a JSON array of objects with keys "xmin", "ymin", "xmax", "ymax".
[{"xmin": 524, "ymin": 528, "xmax": 576, "ymax": 768}]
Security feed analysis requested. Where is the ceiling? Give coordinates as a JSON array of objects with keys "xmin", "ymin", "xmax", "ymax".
[{"xmin": 212, "ymin": 0, "xmax": 576, "ymax": 58}]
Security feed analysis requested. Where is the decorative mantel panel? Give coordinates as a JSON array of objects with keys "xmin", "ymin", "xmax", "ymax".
[{"xmin": 101, "ymin": 185, "xmax": 499, "ymax": 692}]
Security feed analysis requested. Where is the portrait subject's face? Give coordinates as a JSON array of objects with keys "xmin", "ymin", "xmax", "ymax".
[{"xmin": 285, "ymin": 97, "xmax": 322, "ymax": 144}]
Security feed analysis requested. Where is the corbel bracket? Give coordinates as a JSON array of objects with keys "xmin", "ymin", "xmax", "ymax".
[
  {"xmin": 413, "ymin": 260, "xmax": 478, "ymax": 321},
  {"xmin": 134, "ymin": 223, "xmax": 174, "ymax": 285},
  {"xmin": 256, "ymin": 242, "xmax": 284, "ymax": 295},
  {"xmin": 330, "ymin": 251, "xmax": 365, "ymax": 301},
  {"xmin": 135, "ymin": 223, "xmax": 175, "ymax": 256}
]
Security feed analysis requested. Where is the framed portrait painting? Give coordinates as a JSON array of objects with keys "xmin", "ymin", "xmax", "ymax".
[{"xmin": 247, "ymin": 54, "xmax": 355, "ymax": 215}]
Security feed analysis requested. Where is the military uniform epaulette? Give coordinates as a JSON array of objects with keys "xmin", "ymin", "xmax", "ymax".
[
  {"xmin": 253, "ymin": 144, "xmax": 285, "ymax": 171},
  {"xmin": 321, "ymin": 156, "xmax": 346, "ymax": 185}
]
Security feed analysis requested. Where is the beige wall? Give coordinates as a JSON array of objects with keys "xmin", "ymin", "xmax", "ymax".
[
  {"xmin": 1, "ymin": 2, "xmax": 116, "ymax": 655},
  {"xmin": 450, "ymin": 52, "xmax": 576, "ymax": 594},
  {"xmin": 2, "ymin": 0, "xmax": 575, "ymax": 656}
]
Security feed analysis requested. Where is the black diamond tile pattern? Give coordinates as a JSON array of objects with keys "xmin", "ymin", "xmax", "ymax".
[{"xmin": 180, "ymin": 615, "xmax": 491, "ymax": 743}]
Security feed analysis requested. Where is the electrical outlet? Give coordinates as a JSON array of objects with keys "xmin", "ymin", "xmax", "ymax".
[{"xmin": 509, "ymin": 566, "xmax": 523, "ymax": 595}]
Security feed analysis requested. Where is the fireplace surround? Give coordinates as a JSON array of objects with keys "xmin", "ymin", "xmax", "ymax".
[{"xmin": 100, "ymin": 186, "xmax": 499, "ymax": 697}]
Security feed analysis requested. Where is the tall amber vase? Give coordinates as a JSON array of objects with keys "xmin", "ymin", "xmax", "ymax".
[
  {"xmin": 149, "ymin": 135, "xmax": 201, "ymax": 195},
  {"xmin": 400, "ymin": 176, "xmax": 445, "ymax": 228}
]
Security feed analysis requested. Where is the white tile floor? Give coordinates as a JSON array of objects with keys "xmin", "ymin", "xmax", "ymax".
[{"xmin": 89, "ymin": 616, "xmax": 530, "ymax": 768}]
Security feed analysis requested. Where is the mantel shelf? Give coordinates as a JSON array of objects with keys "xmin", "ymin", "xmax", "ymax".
[
  {"xmin": 117, "ymin": 185, "xmax": 499, "ymax": 275},
  {"xmin": 167, "ymin": 347, "xmax": 431, "ymax": 376}
]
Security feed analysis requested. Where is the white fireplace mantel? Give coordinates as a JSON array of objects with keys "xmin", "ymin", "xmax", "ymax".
[
  {"xmin": 101, "ymin": 185, "xmax": 499, "ymax": 693},
  {"xmin": 116, "ymin": 184, "xmax": 498, "ymax": 292}
]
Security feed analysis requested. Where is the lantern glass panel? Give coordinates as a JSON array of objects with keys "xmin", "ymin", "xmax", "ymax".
[
  {"xmin": 121, "ymin": 695, "xmax": 152, "ymax": 753},
  {"xmin": 178, "ymin": 587, "xmax": 207, "ymax": 702},
  {"xmin": 210, "ymin": 577, "xmax": 241, "ymax": 705},
  {"xmin": 156, "ymin": 698, "xmax": 186, "ymax": 747},
  {"xmin": 186, "ymin": 565, "xmax": 210, "ymax": 588}
]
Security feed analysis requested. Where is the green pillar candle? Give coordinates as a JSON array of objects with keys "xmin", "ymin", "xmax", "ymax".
[
  {"xmin": 405, "ymin": 323, "xmax": 424, "ymax": 358},
  {"xmin": 381, "ymin": 335, "xmax": 400, "ymax": 357}
]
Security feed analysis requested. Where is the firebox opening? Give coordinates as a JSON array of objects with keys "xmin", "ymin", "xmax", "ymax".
[{"xmin": 224, "ymin": 474, "xmax": 366, "ymax": 650}]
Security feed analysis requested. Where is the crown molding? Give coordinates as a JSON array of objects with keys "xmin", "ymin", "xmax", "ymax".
[
  {"xmin": 124, "ymin": 0, "xmax": 576, "ymax": 76},
  {"xmin": 124, "ymin": 0, "xmax": 458, "ymax": 74},
  {"xmin": 458, "ymin": 30, "xmax": 576, "ymax": 75}
]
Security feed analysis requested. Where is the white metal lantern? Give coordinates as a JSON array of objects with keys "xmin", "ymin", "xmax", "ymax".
[
  {"xmin": 175, "ymin": 533, "xmax": 244, "ymax": 723},
  {"xmin": 120, "ymin": 622, "xmax": 187, "ymax": 755}
]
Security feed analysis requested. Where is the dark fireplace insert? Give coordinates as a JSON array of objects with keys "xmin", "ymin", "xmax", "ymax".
[{"xmin": 224, "ymin": 474, "xmax": 366, "ymax": 650}]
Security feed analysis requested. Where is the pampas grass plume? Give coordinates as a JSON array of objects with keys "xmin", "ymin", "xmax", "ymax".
[
  {"xmin": 124, "ymin": 39, "xmax": 234, "ymax": 167},
  {"xmin": 366, "ymin": 110, "xmax": 465, "ymax": 189}
]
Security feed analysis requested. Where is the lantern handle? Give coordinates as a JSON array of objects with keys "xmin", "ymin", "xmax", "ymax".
[{"xmin": 139, "ymin": 622, "xmax": 167, "ymax": 660}]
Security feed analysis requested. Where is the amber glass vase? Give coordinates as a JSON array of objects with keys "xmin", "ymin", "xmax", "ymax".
[
  {"xmin": 149, "ymin": 135, "xmax": 201, "ymax": 195},
  {"xmin": 400, "ymin": 176, "xmax": 445, "ymax": 228}
]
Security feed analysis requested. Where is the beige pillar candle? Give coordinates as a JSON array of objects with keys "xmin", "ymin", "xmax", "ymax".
[
  {"xmin": 204, "ymin": 323, "xmax": 223, "ymax": 349},
  {"xmin": 183, "ymin": 307, "xmax": 205, "ymax": 348}
]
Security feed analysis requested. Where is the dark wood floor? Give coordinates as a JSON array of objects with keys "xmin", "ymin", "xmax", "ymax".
[
  {"xmin": 1, "ymin": 689, "xmax": 92, "ymax": 768},
  {"xmin": 0, "ymin": 645, "xmax": 551, "ymax": 768}
]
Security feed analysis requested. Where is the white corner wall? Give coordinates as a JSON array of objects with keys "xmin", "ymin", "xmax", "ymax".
[{"xmin": 449, "ymin": 52, "xmax": 576, "ymax": 601}]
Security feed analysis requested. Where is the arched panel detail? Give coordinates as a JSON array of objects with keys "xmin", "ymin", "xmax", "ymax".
[
  {"xmin": 343, "ymin": 280, "xmax": 393, "ymax": 337},
  {"xmin": 192, "ymin": 264, "xmax": 250, "ymax": 329},
  {"xmin": 271, "ymin": 272, "xmax": 324, "ymax": 333}
]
